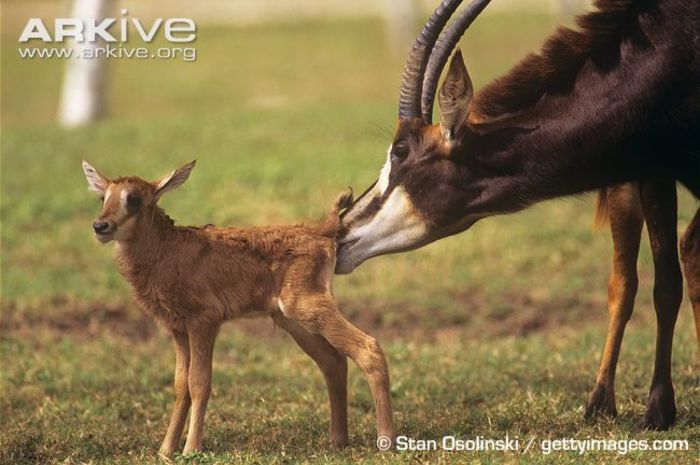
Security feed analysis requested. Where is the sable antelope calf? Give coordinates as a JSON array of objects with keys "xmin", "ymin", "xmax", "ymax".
[
  {"xmin": 81, "ymin": 160, "xmax": 395, "ymax": 457},
  {"xmin": 337, "ymin": 0, "xmax": 700, "ymax": 429}
]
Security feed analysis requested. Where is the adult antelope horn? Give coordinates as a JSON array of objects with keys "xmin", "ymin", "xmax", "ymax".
[
  {"xmin": 398, "ymin": 0, "xmax": 464, "ymax": 120},
  {"xmin": 421, "ymin": 0, "xmax": 492, "ymax": 123}
]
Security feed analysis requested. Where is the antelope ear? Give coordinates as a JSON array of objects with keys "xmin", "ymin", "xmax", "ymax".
[
  {"xmin": 82, "ymin": 160, "xmax": 109, "ymax": 195},
  {"xmin": 438, "ymin": 49, "xmax": 473, "ymax": 141},
  {"xmin": 155, "ymin": 160, "xmax": 196, "ymax": 199}
]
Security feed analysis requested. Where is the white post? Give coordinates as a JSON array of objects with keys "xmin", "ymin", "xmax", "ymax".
[{"xmin": 58, "ymin": 0, "xmax": 111, "ymax": 128}]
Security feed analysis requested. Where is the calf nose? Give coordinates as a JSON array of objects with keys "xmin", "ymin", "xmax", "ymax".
[{"xmin": 93, "ymin": 220, "xmax": 110, "ymax": 234}]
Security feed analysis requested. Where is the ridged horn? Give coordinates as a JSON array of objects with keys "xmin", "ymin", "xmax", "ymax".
[
  {"xmin": 421, "ymin": 0, "xmax": 492, "ymax": 123},
  {"xmin": 398, "ymin": 0, "xmax": 464, "ymax": 120}
]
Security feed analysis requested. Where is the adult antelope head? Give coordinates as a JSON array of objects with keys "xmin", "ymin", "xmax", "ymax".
[
  {"xmin": 336, "ymin": 0, "xmax": 496, "ymax": 273},
  {"xmin": 335, "ymin": 0, "xmax": 700, "ymax": 274}
]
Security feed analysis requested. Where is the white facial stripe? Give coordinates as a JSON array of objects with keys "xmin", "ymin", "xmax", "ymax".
[
  {"xmin": 377, "ymin": 145, "xmax": 392, "ymax": 195},
  {"xmin": 350, "ymin": 186, "xmax": 426, "ymax": 255},
  {"xmin": 120, "ymin": 188, "xmax": 128, "ymax": 206},
  {"xmin": 103, "ymin": 186, "xmax": 113, "ymax": 203}
]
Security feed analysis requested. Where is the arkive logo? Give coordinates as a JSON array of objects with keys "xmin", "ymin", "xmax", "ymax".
[{"xmin": 19, "ymin": 9, "xmax": 196, "ymax": 43}]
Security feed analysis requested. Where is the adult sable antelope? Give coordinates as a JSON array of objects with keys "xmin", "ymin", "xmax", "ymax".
[{"xmin": 336, "ymin": 0, "xmax": 700, "ymax": 429}]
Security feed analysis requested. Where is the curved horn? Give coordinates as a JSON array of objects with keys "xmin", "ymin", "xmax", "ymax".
[
  {"xmin": 421, "ymin": 0, "xmax": 492, "ymax": 123},
  {"xmin": 398, "ymin": 0, "xmax": 464, "ymax": 120}
]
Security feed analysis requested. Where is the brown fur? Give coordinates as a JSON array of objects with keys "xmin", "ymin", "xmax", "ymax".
[
  {"xmin": 586, "ymin": 183, "xmax": 643, "ymax": 419},
  {"xmin": 586, "ymin": 181, "xmax": 700, "ymax": 429},
  {"xmin": 473, "ymin": 0, "xmax": 641, "ymax": 121},
  {"xmin": 81, "ymin": 161, "xmax": 393, "ymax": 457}
]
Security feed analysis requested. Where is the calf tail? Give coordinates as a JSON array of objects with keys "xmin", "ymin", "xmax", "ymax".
[
  {"xmin": 332, "ymin": 188, "xmax": 354, "ymax": 216},
  {"xmin": 317, "ymin": 188, "xmax": 354, "ymax": 238}
]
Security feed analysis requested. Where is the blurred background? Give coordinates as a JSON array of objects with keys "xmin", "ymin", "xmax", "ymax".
[{"xmin": 2, "ymin": 1, "xmax": 698, "ymax": 463}]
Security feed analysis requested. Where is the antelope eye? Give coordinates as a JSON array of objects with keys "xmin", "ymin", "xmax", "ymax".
[
  {"xmin": 126, "ymin": 194, "xmax": 142, "ymax": 208},
  {"xmin": 391, "ymin": 143, "xmax": 409, "ymax": 160}
]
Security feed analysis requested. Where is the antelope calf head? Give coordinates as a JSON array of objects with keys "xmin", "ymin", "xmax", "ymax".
[{"xmin": 83, "ymin": 160, "xmax": 195, "ymax": 243}]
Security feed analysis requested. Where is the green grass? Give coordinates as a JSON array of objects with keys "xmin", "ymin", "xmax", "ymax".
[
  {"xmin": 2, "ymin": 12, "xmax": 699, "ymax": 465},
  {"xmin": 2, "ymin": 324, "xmax": 698, "ymax": 464}
]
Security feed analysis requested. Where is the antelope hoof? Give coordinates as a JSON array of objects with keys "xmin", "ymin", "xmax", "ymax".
[
  {"xmin": 584, "ymin": 383, "xmax": 617, "ymax": 419},
  {"xmin": 642, "ymin": 384, "xmax": 676, "ymax": 430}
]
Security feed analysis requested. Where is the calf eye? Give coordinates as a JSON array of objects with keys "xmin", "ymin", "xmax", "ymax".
[{"xmin": 126, "ymin": 194, "xmax": 142, "ymax": 208}]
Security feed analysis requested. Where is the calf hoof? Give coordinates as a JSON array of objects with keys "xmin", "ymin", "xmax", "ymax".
[
  {"xmin": 642, "ymin": 384, "xmax": 676, "ymax": 430},
  {"xmin": 584, "ymin": 383, "xmax": 617, "ymax": 419}
]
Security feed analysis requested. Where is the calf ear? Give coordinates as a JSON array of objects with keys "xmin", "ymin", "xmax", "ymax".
[
  {"xmin": 155, "ymin": 160, "xmax": 196, "ymax": 199},
  {"xmin": 438, "ymin": 49, "xmax": 473, "ymax": 141},
  {"xmin": 82, "ymin": 160, "xmax": 109, "ymax": 195}
]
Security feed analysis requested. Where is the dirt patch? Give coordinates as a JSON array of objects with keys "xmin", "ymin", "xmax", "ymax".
[
  {"xmin": 1, "ymin": 289, "xmax": 607, "ymax": 343},
  {"xmin": 462, "ymin": 290, "xmax": 600, "ymax": 337},
  {"xmin": 1, "ymin": 296, "xmax": 156, "ymax": 342},
  {"xmin": 339, "ymin": 289, "xmax": 606, "ymax": 341}
]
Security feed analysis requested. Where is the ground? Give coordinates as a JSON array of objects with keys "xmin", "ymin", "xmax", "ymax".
[{"xmin": 1, "ymin": 8, "xmax": 699, "ymax": 465}]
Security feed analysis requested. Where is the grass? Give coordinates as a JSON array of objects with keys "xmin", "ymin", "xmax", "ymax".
[
  {"xmin": 2, "ymin": 324, "xmax": 698, "ymax": 464},
  {"xmin": 2, "ymin": 9, "xmax": 699, "ymax": 465}
]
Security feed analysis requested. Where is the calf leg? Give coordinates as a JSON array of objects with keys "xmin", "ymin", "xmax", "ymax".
[
  {"xmin": 159, "ymin": 330, "xmax": 192, "ymax": 458},
  {"xmin": 680, "ymin": 207, "xmax": 700, "ymax": 349},
  {"xmin": 640, "ymin": 180, "xmax": 682, "ymax": 430},
  {"xmin": 586, "ymin": 184, "xmax": 644, "ymax": 418},
  {"xmin": 273, "ymin": 313, "xmax": 349, "ymax": 447},
  {"xmin": 183, "ymin": 323, "xmax": 220, "ymax": 454},
  {"xmin": 280, "ymin": 292, "xmax": 395, "ymax": 442}
]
